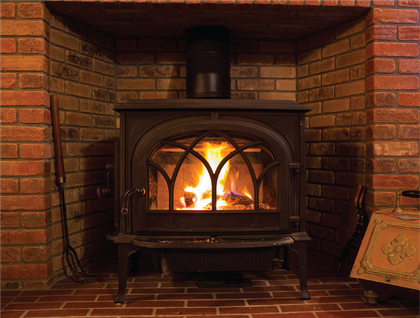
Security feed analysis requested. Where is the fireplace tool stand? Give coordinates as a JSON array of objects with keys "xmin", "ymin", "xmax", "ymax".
[{"xmin": 51, "ymin": 95, "xmax": 95, "ymax": 283}]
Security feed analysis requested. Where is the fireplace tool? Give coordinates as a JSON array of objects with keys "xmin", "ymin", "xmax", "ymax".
[{"xmin": 51, "ymin": 95, "xmax": 95, "ymax": 283}]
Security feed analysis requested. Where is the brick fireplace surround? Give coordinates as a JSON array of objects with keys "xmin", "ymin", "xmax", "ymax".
[{"xmin": 1, "ymin": 0, "xmax": 419, "ymax": 292}]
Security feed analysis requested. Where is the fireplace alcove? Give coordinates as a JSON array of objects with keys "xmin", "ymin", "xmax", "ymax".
[{"xmin": 37, "ymin": 2, "xmax": 367, "ymax": 300}]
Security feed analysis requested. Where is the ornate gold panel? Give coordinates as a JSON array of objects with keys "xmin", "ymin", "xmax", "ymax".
[{"xmin": 351, "ymin": 211, "xmax": 420, "ymax": 291}]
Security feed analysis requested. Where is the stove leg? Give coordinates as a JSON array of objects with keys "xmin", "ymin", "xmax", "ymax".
[
  {"xmin": 288, "ymin": 241, "xmax": 310, "ymax": 300},
  {"xmin": 115, "ymin": 244, "xmax": 140, "ymax": 304}
]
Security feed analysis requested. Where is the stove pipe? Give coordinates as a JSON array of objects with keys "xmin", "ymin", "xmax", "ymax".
[{"xmin": 186, "ymin": 26, "xmax": 231, "ymax": 99}]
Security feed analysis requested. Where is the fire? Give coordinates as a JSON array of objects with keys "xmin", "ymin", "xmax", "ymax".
[{"xmin": 177, "ymin": 142, "xmax": 253, "ymax": 210}]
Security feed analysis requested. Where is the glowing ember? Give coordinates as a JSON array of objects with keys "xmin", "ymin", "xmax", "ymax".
[{"xmin": 177, "ymin": 142, "xmax": 254, "ymax": 210}]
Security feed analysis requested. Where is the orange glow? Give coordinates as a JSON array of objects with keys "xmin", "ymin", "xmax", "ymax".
[{"xmin": 177, "ymin": 142, "xmax": 253, "ymax": 210}]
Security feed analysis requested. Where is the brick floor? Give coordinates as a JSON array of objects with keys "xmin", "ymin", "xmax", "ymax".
[{"xmin": 2, "ymin": 255, "xmax": 419, "ymax": 318}]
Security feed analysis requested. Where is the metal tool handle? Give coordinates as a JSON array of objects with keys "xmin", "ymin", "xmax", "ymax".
[
  {"xmin": 51, "ymin": 95, "xmax": 65, "ymax": 185},
  {"xmin": 121, "ymin": 188, "xmax": 145, "ymax": 215},
  {"xmin": 402, "ymin": 191, "xmax": 420, "ymax": 198}
]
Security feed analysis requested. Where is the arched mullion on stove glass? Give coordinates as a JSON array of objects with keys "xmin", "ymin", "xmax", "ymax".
[
  {"xmin": 161, "ymin": 131, "xmax": 219, "ymax": 211},
  {"xmin": 213, "ymin": 140, "xmax": 265, "ymax": 211},
  {"xmin": 256, "ymin": 161, "xmax": 280, "ymax": 210},
  {"xmin": 147, "ymin": 161, "xmax": 172, "ymax": 210}
]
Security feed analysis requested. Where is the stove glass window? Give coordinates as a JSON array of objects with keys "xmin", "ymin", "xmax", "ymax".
[{"xmin": 148, "ymin": 132, "xmax": 279, "ymax": 211}]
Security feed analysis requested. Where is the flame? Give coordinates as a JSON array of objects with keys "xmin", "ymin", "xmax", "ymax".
[{"xmin": 177, "ymin": 142, "xmax": 253, "ymax": 210}]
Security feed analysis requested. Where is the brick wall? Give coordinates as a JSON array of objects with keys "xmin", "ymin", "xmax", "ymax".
[
  {"xmin": 1, "ymin": 0, "xmax": 419, "ymax": 287},
  {"xmin": 300, "ymin": 1, "xmax": 419, "ymax": 262},
  {"xmin": 1, "ymin": 2, "xmax": 54, "ymax": 288},
  {"xmin": 298, "ymin": 17, "xmax": 368, "ymax": 261},
  {"xmin": 116, "ymin": 38, "xmax": 297, "ymax": 102},
  {"xmin": 48, "ymin": 12, "xmax": 118, "ymax": 280}
]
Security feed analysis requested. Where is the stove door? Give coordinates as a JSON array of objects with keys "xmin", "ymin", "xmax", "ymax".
[{"xmin": 128, "ymin": 113, "xmax": 300, "ymax": 235}]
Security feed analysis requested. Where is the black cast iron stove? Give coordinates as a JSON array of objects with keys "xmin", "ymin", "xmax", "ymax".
[{"xmin": 107, "ymin": 26, "xmax": 311, "ymax": 303}]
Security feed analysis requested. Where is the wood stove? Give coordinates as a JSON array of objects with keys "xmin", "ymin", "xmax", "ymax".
[{"xmin": 107, "ymin": 26, "xmax": 312, "ymax": 304}]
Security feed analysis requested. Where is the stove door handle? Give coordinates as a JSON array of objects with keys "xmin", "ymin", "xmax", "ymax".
[{"xmin": 121, "ymin": 188, "xmax": 145, "ymax": 215}]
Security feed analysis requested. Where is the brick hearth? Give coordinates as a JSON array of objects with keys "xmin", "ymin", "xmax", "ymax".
[
  {"xmin": 1, "ymin": 0, "xmax": 419, "ymax": 290},
  {"xmin": 2, "ymin": 254, "xmax": 420, "ymax": 318}
]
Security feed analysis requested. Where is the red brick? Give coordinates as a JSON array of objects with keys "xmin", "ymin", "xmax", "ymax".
[
  {"xmin": 298, "ymin": 76, "xmax": 321, "ymax": 90},
  {"xmin": 18, "ymin": 38, "xmax": 49, "ymax": 55},
  {"xmin": 367, "ymin": 175, "xmax": 419, "ymax": 190},
  {"xmin": 365, "ymin": 25, "xmax": 397, "ymax": 43},
  {"xmin": 1, "ymin": 56, "xmax": 49, "ymax": 73},
  {"xmin": 366, "ymin": 8, "xmax": 419, "ymax": 25},
  {"xmin": 117, "ymin": 79, "xmax": 155, "ymax": 90},
  {"xmin": 21, "ymin": 178, "xmax": 51, "ymax": 194},
  {"xmin": 1, "ymin": 263, "xmax": 52, "ymax": 279},
  {"xmin": 1, "ymin": 20, "xmax": 49, "ymax": 38},
  {"xmin": 1, "ymin": 179, "xmax": 18, "ymax": 194},
  {"xmin": 398, "ymin": 159, "xmax": 420, "ymax": 173},
  {"xmin": 20, "ymin": 74, "xmax": 49, "ymax": 89},
  {"xmin": 366, "ymin": 125, "xmax": 396, "ymax": 139},
  {"xmin": 336, "ymin": 112, "xmax": 366, "ymax": 126},
  {"xmin": 368, "ymin": 141, "xmax": 419, "ymax": 156},
  {"xmin": 22, "ymin": 212, "xmax": 51, "ymax": 228},
  {"xmin": 340, "ymin": 0, "xmax": 355, "ymax": 6},
  {"xmin": 309, "ymin": 58, "xmax": 335, "ymax": 75},
  {"xmin": 19, "ymin": 109, "xmax": 51, "ymax": 124},
  {"xmin": 336, "ymin": 49, "xmax": 366, "ymax": 68},
  {"xmin": 1, "ymin": 38, "xmax": 16, "ymax": 53},
  {"xmin": 18, "ymin": 3, "xmax": 49, "ymax": 21},
  {"xmin": 310, "ymin": 115, "xmax": 336, "ymax": 127},
  {"xmin": 322, "ymin": 69, "xmax": 349, "ymax": 86},
  {"xmin": 1, "ymin": 195, "xmax": 51, "ymax": 211},
  {"xmin": 366, "ymin": 43, "xmax": 419, "ymax": 59},
  {"xmin": 309, "ymin": 142, "xmax": 335, "ymax": 156},
  {"xmin": 259, "ymin": 67, "xmax": 295, "ymax": 78},
  {"xmin": 399, "ymin": 59, "xmax": 420, "ymax": 74},
  {"xmin": 66, "ymin": 81, "xmax": 91, "ymax": 98},
  {"xmin": 399, "ymin": 125, "xmax": 420, "ymax": 139},
  {"xmin": 324, "ymin": 0, "xmax": 339, "ymax": 5},
  {"xmin": 0, "ymin": 143, "xmax": 18, "ymax": 159},
  {"xmin": 308, "ymin": 87, "xmax": 335, "ymax": 101},
  {"xmin": 367, "ymin": 92, "xmax": 395, "ymax": 107},
  {"xmin": 1, "ymin": 3, "xmax": 15, "ymax": 17},
  {"xmin": 22, "ymin": 246, "xmax": 52, "ymax": 263},
  {"xmin": 366, "ymin": 159, "xmax": 396, "ymax": 174},
  {"xmin": 367, "ymin": 109, "xmax": 419, "ymax": 123},
  {"xmin": 20, "ymin": 144, "xmax": 51, "ymax": 159},
  {"xmin": 322, "ymin": 40, "xmax": 349, "ymax": 58},
  {"xmin": 117, "ymin": 52, "xmax": 155, "ymax": 64},
  {"xmin": 351, "ymin": 96, "xmax": 365, "ymax": 110},
  {"xmin": 373, "ymin": 0, "xmax": 396, "ymax": 5},
  {"xmin": 1, "ymin": 247, "xmax": 20, "ymax": 262},
  {"xmin": 1, "ymin": 161, "xmax": 50, "ymax": 176},
  {"xmin": 322, "ymin": 128, "xmax": 350, "ymax": 141},
  {"xmin": 323, "ymin": 99, "xmax": 350, "ymax": 113},
  {"xmin": 1, "ymin": 127, "xmax": 50, "ymax": 142},
  {"xmin": 0, "ymin": 91, "xmax": 49, "ymax": 107},
  {"xmin": 399, "ymin": 26, "xmax": 420, "ymax": 41},
  {"xmin": 365, "ymin": 59, "xmax": 395, "ymax": 75},
  {"xmin": 65, "ymin": 112, "xmax": 92, "ymax": 127},
  {"xmin": 366, "ymin": 191, "xmax": 395, "ymax": 205},
  {"xmin": 366, "ymin": 76, "xmax": 419, "ymax": 91},
  {"xmin": 0, "ymin": 212, "xmax": 19, "ymax": 227},
  {"xmin": 298, "ymin": 49, "xmax": 321, "ymax": 65},
  {"xmin": 398, "ymin": 93, "xmax": 420, "ymax": 106},
  {"xmin": 51, "ymin": 30, "xmax": 79, "ymax": 53},
  {"xmin": 398, "ymin": 0, "xmax": 420, "ymax": 7},
  {"xmin": 0, "ymin": 73, "xmax": 16, "ymax": 89},
  {"xmin": 1, "ymin": 108, "xmax": 17, "ymax": 123},
  {"xmin": 336, "ymin": 80, "xmax": 365, "ymax": 97}
]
